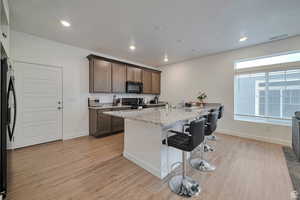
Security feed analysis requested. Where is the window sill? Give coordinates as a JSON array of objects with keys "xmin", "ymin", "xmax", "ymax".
[{"xmin": 234, "ymin": 115, "xmax": 291, "ymax": 127}]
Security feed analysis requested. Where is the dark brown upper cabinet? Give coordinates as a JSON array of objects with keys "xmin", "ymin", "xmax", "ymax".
[
  {"xmin": 151, "ymin": 71, "xmax": 161, "ymax": 94},
  {"xmin": 134, "ymin": 68, "xmax": 142, "ymax": 82},
  {"xmin": 89, "ymin": 58, "xmax": 112, "ymax": 93},
  {"xmin": 87, "ymin": 54, "xmax": 161, "ymax": 94},
  {"xmin": 142, "ymin": 69, "xmax": 152, "ymax": 94},
  {"xmin": 112, "ymin": 63, "xmax": 126, "ymax": 93},
  {"xmin": 127, "ymin": 66, "xmax": 142, "ymax": 82}
]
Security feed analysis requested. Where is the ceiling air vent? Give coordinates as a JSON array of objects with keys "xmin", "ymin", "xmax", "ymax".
[{"xmin": 269, "ymin": 34, "xmax": 289, "ymax": 41}]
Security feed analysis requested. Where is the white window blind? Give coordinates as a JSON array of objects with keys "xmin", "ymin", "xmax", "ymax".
[
  {"xmin": 234, "ymin": 52, "xmax": 300, "ymax": 124},
  {"xmin": 235, "ymin": 51, "xmax": 300, "ymax": 70}
]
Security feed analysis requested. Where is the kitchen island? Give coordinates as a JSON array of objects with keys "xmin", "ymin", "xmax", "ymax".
[{"xmin": 104, "ymin": 104, "xmax": 221, "ymax": 179}]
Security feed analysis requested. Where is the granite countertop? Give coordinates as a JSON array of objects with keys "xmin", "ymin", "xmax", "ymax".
[
  {"xmin": 104, "ymin": 104, "xmax": 221, "ymax": 127},
  {"xmin": 145, "ymin": 102, "xmax": 167, "ymax": 107},
  {"xmin": 89, "ymin": 105, "xmax": 131, "ymax": 110},
  {"xmin": 88, "ymin": 102, "xmax": 167, "ymax": 110}
]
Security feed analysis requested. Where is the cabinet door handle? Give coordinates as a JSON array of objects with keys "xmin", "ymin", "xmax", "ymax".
[
  {"xmin": 2, "ymin": 33, "xmax": 7, "ymax": 38},
  {"xmin": 57, "ymin": 106, "xmax": 63, "ymax": 110}
]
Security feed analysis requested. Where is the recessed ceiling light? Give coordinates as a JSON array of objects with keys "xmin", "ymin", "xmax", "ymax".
[
  {"xmin": 154, "ymin": 25, "xmax": 162, "ymax": 31},
  {"xmin": 60, "ymin": 20, "xmax": 71, "ymax": 27},
  {"xmin": 129, "ymin": 45, "xmax": 136, "ymax": 51},
  {"xmin": 164, "ymin": 56, "xmax": 169, "ymax": 62},
  {"xmin": 239, "ymin": 36, "xmax": 248, "ymax": 42}
]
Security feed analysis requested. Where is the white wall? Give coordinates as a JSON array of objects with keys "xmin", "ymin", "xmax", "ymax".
[
  {"xmin": 10, "ymin": 30, "xmax": 157, "ymax": 142},
  {"xmin": 160, "ymin": 36, "xmax": 300, "ymax": 146}
]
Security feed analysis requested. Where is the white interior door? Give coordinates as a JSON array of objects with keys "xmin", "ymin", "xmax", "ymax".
[{"xmin": 14, "ymin": 62, "xmax": 63, "ymax": 148}]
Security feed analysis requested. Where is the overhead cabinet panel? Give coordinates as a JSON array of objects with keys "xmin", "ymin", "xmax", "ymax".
[
  {"xmin": 127, "ymin": 66, "xmax": 142, "ymax": 82},
  {"xmin": 151, "ymin": 72, "xmax": 161, "ymax": 94},
  {"xmin": 126, "ymin": 66, "xmax": 135, "ymax": 82},
  {"xmin": 112, "ymin": 63, "xmax": 126, "ymax": 93},
  {"xmin": 88, "ymin": 54, "xmax": 161, "ymax": 94},
  {"xmin": 134, "ymin": 68, "xmax": 142, "ymax": 82},
  {"xmin": 142, "ymin": 70, "xmax": 152, "ymax": 94},
  {"xmin": 90, "ymin": 59, "xmax": 112, "ymax": 93}
]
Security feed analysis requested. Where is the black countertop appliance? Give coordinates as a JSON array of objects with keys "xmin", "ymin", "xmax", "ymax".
[
  {"xmin": 149, "ymin": 96, "xmax": 159, "ymax": 104},
  {"xmin": 122, "ymin": 98, "xmax": 146, "ymax": 109},
  {"xmin": 126, "ymin": 81, "xmax": 143, "ymax": 94}
]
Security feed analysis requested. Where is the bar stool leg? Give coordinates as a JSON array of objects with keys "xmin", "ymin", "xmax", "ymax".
[
  {"xmin": 190, "ymin": 144, "xmax": 216, "ymax": 172},
  {"xmin": 203, "ymin": 138, "xmax": 214, "ymax": 152},
  {"xmin": 169, "ymin": 151, "xmax": 201, "ymax": 197}
]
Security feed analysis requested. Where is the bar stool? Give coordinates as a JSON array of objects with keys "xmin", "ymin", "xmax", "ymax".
[
  {"xmin": 202, "ymin": 109, "xmax": 218, "ymax": 152},
  {"xmin": 207, "ymin": 105, "xmax": 224, "ymax": 141},
  {"xmin": 190, "ymin": 110, "xmax": 219, "ymax": 172},
  {"xmin": 218, "ymin": 105, "xmax": 224, "ymax": 119},
  {"xmin": 162, "ymin": 118, "xmax": 206, "ymax": 197}
]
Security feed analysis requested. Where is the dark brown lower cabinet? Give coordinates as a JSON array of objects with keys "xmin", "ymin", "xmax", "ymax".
[
  {"xmin": 111, "ymin": 116, "xmax": 124, "ymax": 133},
  {"xmin": 96, "ymin": 109, "xmax": 112, "ymax": 136},
  {"xmin": 89, "ymin": 107, "xmax": 127, "ymax": 138},
  {"xmin": 111, "ymin": 107, "xmax": 128, "ymax": 133}
]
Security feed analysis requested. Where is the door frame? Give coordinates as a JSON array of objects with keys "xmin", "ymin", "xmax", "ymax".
[{"xmin": 12, "ymin": 60, "xmax": 64, "ymax": 149}]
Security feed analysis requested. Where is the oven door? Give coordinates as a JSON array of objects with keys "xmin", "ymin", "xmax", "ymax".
[{"xmin": 126, "ymin": 82, "xmax": 142, "ymax": 93}]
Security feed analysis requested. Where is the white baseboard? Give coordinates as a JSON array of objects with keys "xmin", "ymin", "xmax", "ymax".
[
  {"xmin": 217, "ymin": 129, "xmax": 292, "ymax": 147},
  {"xmin": 8, "ymin": 131, "xmax": 89, "ymax": 149},
  {"xmin": 63, "ymin": 131, "xmax": 88, "ymax": 140},
  {"xmin": 123, "ymin": 151, "xmax": 162, "ymax": 179}
]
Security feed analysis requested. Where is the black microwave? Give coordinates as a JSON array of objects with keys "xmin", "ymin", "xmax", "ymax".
[{"xmin": 126, "ymin": 81, "xmax": 143, "ymax": 93}]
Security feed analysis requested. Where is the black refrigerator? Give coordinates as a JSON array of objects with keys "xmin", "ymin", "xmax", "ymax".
[{"xmin": 0, "ymin": 45, "xmax": 17, "ymax": 199}]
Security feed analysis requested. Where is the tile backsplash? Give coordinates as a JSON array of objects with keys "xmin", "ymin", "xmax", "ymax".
[{"xmin": 89, "ymin": 93, "xmax": 158, "ymax": 104}]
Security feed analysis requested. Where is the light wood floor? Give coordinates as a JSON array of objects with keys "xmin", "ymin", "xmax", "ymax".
[{"xmin": 7, "ymin": 133, "xmax": 293, "ymax": 200}]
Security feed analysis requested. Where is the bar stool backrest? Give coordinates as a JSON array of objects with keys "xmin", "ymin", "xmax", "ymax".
[
  {"xmin": 205, "ymin": 111, "xmax": 219, "ymax": 134},
  {"xmin": 189, "ymin": 118, "xmax": 206, "ymax": 149},
  {"xmin": 218, "ymin": 105, "xmax": 224, "ymax": 119}
]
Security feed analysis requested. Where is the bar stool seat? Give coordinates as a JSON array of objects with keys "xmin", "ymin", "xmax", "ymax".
[{"xmin": 165, "ymin": 132, "xmax": 193, "ymax": 152}]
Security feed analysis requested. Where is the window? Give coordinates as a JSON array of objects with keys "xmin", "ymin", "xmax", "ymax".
[{"xmin": 234, "ymin": 51, "xmax": 300, "ymax": 126}]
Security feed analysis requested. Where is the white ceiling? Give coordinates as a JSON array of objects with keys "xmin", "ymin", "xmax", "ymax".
[{"xmin": 9, "ymin": 0, "xmax": 300, "ymax": 67}]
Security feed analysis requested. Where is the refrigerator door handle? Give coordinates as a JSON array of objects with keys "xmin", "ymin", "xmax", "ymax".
[
  {"xmin": 7, "ymin": 107, "xmax": 10, "ymax": 124},
  {"xmin": 7, "ymin": 76, "xmax": 17, "ymax": 142}
]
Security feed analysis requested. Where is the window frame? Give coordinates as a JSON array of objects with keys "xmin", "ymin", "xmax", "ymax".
[
  {"xmin": 235, "ymin": 50, "xmax": 300, "ymax": 70},
  {"xmin": 234, "ymin": 53, "xmax": 300, "ymax": 126}
]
